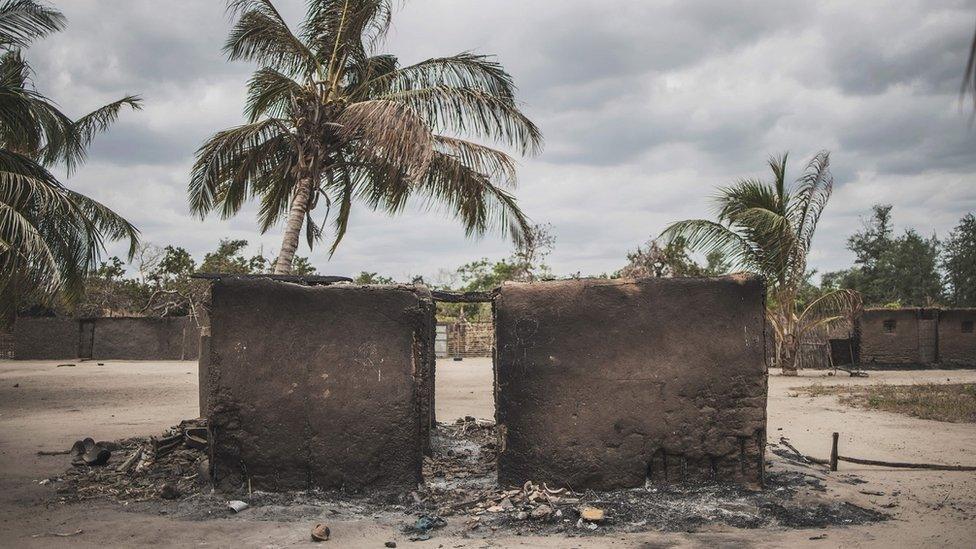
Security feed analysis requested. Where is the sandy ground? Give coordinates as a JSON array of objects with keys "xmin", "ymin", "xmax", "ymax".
[{"xmin": 1, "ymin": 358, "xmax": 974, "ymax": 548}]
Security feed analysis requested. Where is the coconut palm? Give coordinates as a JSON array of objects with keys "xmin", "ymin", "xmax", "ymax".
[
  {"xmin": 0, "ymin": 0, "xmax": 141, "ymax": 320},
  {"xmin": 660, "ymin": 151, "xmax": 860, "ymax": 374},
  {"xmin": 189, "ymin": 0, "xmax": 542, "ymax": 274}
]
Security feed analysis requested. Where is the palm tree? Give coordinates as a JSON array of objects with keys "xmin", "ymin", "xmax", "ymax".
[
  {"xmin": 0, "ymin": 0, "xmax": 141, "ymax": 321},
  {"xmin": 189, "ymin": 0, "xmax": 542, "ymax": 274},
  {"xmin": 660, "ymin": 151, "xmax": 860, "ymax": 374}
]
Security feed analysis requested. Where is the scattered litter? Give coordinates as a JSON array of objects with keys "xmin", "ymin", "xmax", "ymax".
[
  {"xmin": 580, "ymin": 506, "xmax": 605, "ymax": 522},
  {"xmin": 38, "ymin": 479, "xmax": 51, "ymax": 486},
  {"xmin": 228, "ymin": 500, "xmax": 249, "ymax": 513},
  {"xmin": 47, "ymin": 416, "xmax": 889, "ymax": 537},
  {"xmin": 405, "ymin": 514, "xmax": 446, "ymax": 541},
  {"xmin": 809, "ymin": 533, "xmax": 828, "ymax": 540},
  {"xmin": 310, "ymin": 523, "xmax": 330, "ymax": 541},
  {"xmin": 68, "ymin": 437, "xmax": 112, "ymax": 466},
  {"xmin": 54, "ymin": 419, "xmax": 210, "ymax": 503}
]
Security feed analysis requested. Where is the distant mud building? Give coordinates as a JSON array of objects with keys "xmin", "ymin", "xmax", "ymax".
[
  {"xmin": 12, "ymin": 316, "xmax": 201, "ymax": 361},
  {"xmin": 853, "ymin": 308, "xmax": 975, "ymax": 368}
]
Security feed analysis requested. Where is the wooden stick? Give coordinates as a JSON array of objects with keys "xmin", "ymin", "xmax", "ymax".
[
  {"xmin": 837, "ymin": 456, "xmax": 976, "ymax": 471},
  {"xmin": 116, "ymin": 447, "xmax": 143, "ymax": 473},
  {"xmin": 830, "ymin": 432, "xmax": 839, "ymax": 471},
  {"xmin": 780, "ymin": 436, "xmax": 976, "ymax": 471}
]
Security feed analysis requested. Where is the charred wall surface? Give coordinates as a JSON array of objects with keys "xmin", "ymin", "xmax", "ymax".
[
  {"xmin": 13, "ymin": 317, "xmax": 79, "ymax": 359},
  {"xmin": 494, "ymin": 275, "xmax": 768, "ymax": 491},
  {"xmin": 205, "ymin": 278, "xmax": 434, "ymax": 492},
  {"xmin": 90, "ymin": 317, "xmax": 199, "ymax": 360},
  {"xmin": 938, "ymin": 309, "xmax": 976, "ymax": 367},
  {"xmin": 13, "ymin": 316, "xmax": 200, "ymax": 360}
]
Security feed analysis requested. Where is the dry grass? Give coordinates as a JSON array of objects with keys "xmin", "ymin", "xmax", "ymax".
[{"xmin": 795, "ymin": 383, "xmax": 976, "ymax": 423}]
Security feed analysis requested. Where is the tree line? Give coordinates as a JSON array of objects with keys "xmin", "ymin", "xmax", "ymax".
[{"xmin": 822, "ymin": 205, "xmax": 976, "ymax": 308}]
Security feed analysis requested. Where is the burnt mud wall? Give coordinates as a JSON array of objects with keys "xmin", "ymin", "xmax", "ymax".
[
  {"xmin": 198, "ymin": 332, "xmax": 211, "ymax": 417},
  {"xmin": 858, "ymin": 308, "xmax": 929, "ymax": 367},
  {"xmin": 13, "ymin": 316, "xmax": 200, "ymax": 360},
  {"xmin": 938, "ymin": 308, "xmax": 976, "ymax": 367},
  {"xmin": 494, "ymin": 275, "xmax": 768, "ymax": 491},
  {"xmin": 90, "ymin": 317, "xmax": 199, "ymax": 360},
  {"xmin": 13, "ymin": 317, "xmax": 79, "ymax": 359},
  {"xmin": 205, "ymin": 278, "xmax": 434, "ymax": 492}
]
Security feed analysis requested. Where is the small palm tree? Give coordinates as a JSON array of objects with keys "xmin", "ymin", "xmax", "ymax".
[
  {"xmin": 189, "ymin": 0, "xmax": 542, "ymax": 274},
  {"xmin": 0, "ymin": 0, "xmax": 141, "ymax": 320},
  {"xmin": 660, "ymin": 151, "xmax": 860, "ymax": 374}
]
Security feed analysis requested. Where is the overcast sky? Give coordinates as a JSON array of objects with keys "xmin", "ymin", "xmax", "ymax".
[{"xmin": 28, "ymin": 0, "xmax": 976, "ymax": 281}]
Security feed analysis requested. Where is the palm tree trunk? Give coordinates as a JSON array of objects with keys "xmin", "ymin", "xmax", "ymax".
[{"xmin": 273, "ymin": 177, "xmax": 313, "ymax": 275}]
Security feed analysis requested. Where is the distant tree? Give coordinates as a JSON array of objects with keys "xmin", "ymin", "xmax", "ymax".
[
  {"xmin": 942, "ymin": 213, "xmax": 976, "ymax": 306},
  {"xmin": 199, "ymin": 238, "xmax": 266, "ymax": 274},
  {"xmin": 827, "ymin": 205, "xmax": 944, "ymax": 306},
  {"xmin": 78, "ymin": 256, "xmax": 149, "ymax": 317},
  {"xmin": 834, "ymin": 204, "xmax": 895, "ymax": 304},
  {"xmin": 153, "ymin": 246, "xmax": 196, "ymax": 282},
  {"xmin": 291, "ymin": 255, "xmax": 317, "ymax": 276},
  {"xmin": 509, "ymin": 223, "xmax": 555, "ymax": 282},
  {"xmin": 618, "ymin": 236, "xmax": 728, "ymax": 278},
  {"xmin": 354, "ymin": 271, "xmax": 394, "ymax": 284},
  {"xmin": 886, "ymin": 230, "xmax": 942, "ymax": 306}
]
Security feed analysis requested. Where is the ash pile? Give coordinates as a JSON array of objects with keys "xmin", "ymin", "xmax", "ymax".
[
  {"xmin": 47, "ymin": 419, "xmax": 209, "ymax": 503},
  {"xmin": 39, "ymin": 416, "xmax": 887, "ymax": 537}
]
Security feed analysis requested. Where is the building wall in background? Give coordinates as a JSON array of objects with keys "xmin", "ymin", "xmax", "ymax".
[{"xmin": 13, "ymin": 316, "xmax": 200, "ymax": 360}]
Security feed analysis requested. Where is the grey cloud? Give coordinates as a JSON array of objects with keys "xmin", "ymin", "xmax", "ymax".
[{"xmin": 25, "ymin": 0, "xmax": 976, "ymax": 281}]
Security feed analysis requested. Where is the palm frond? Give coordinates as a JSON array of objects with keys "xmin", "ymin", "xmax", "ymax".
[
  {"xmin": 224, "ymin": 0, "xmax": 318, "ymax": 76},
  {"xmin": 659, "ymin": 219, "xmax": 758, "ymax": 271},
  {"xmin": 189, "ymin": 118, "xmax": 293, "ymax": 219},
  {"xmin": 244, "ymin": 67, "xmax": 304, "ymax": 121},
  {"xmin": 338, "ymin": 99, "xmax": 434, "ymax": 181},
  {"xmin": 63, "ymin": 189, "xmax": 140, "ymax": 260},
  {"xmin": 47, "ymin": 95, "xmax": 142, "ymax": 173},
  {"xmin": 789, "ymin": 150, "xmax": 833, "ymax": 251},
  {"xmin": 434, "ymin": 135, "xmax": 517, "ymax": 187},
  {"xmin": 302, "ymin": 0, "xmax": 394, "ymax": 66},
  {"xmin": 359, "ymin": 53, "xmax": 517, "ymax": 101},
  {"xmin": 795, "ymin": 288, "xmax": 862, "ymax": 339},
  {"xmin": 416, "ymin": 151, "xmax": 531, "ymax": 246},
  {"xmin": 343, "ymin": 53, "xmax": 398, "ymax": 97},
  {"xmin": 379, "ymin": 85, "xmax": 542, "ymax": 155},
  {"xmin": 0, "ymin": 0, "xmax": 64, "ymax": 49},
  {"xmin": 963, "ymin": 21, "xmax": 976, "ymax": 109}
]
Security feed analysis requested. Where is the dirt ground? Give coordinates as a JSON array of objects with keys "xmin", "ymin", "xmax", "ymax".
[{"xmin": 1, "ymin": 358, "xmax": 975, "ymax": 548}]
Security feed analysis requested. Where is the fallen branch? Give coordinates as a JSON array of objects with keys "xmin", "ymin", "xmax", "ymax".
[
  {"xmin": 36, "ymin": 449, "xmax": 71, "ymax": 456},
  {"xmin": 836, "ymin": 456, "xmax": 976, "ymax": 472},
  {"xmin": 779, "ymin": 435, "xmax": 976, "ymax": 471},
  {"xmin": 116, "ymin": 447, "xmax": 144, "ymax": 473}
]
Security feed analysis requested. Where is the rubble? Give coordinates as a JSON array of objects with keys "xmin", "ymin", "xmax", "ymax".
[
  {"xmin": 47, "ymin": 417, "xmax": 888, "ymax": 537},
  {"xmin": 54, "ymin": 419, "xmax": 209, "ymax": 502}
]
